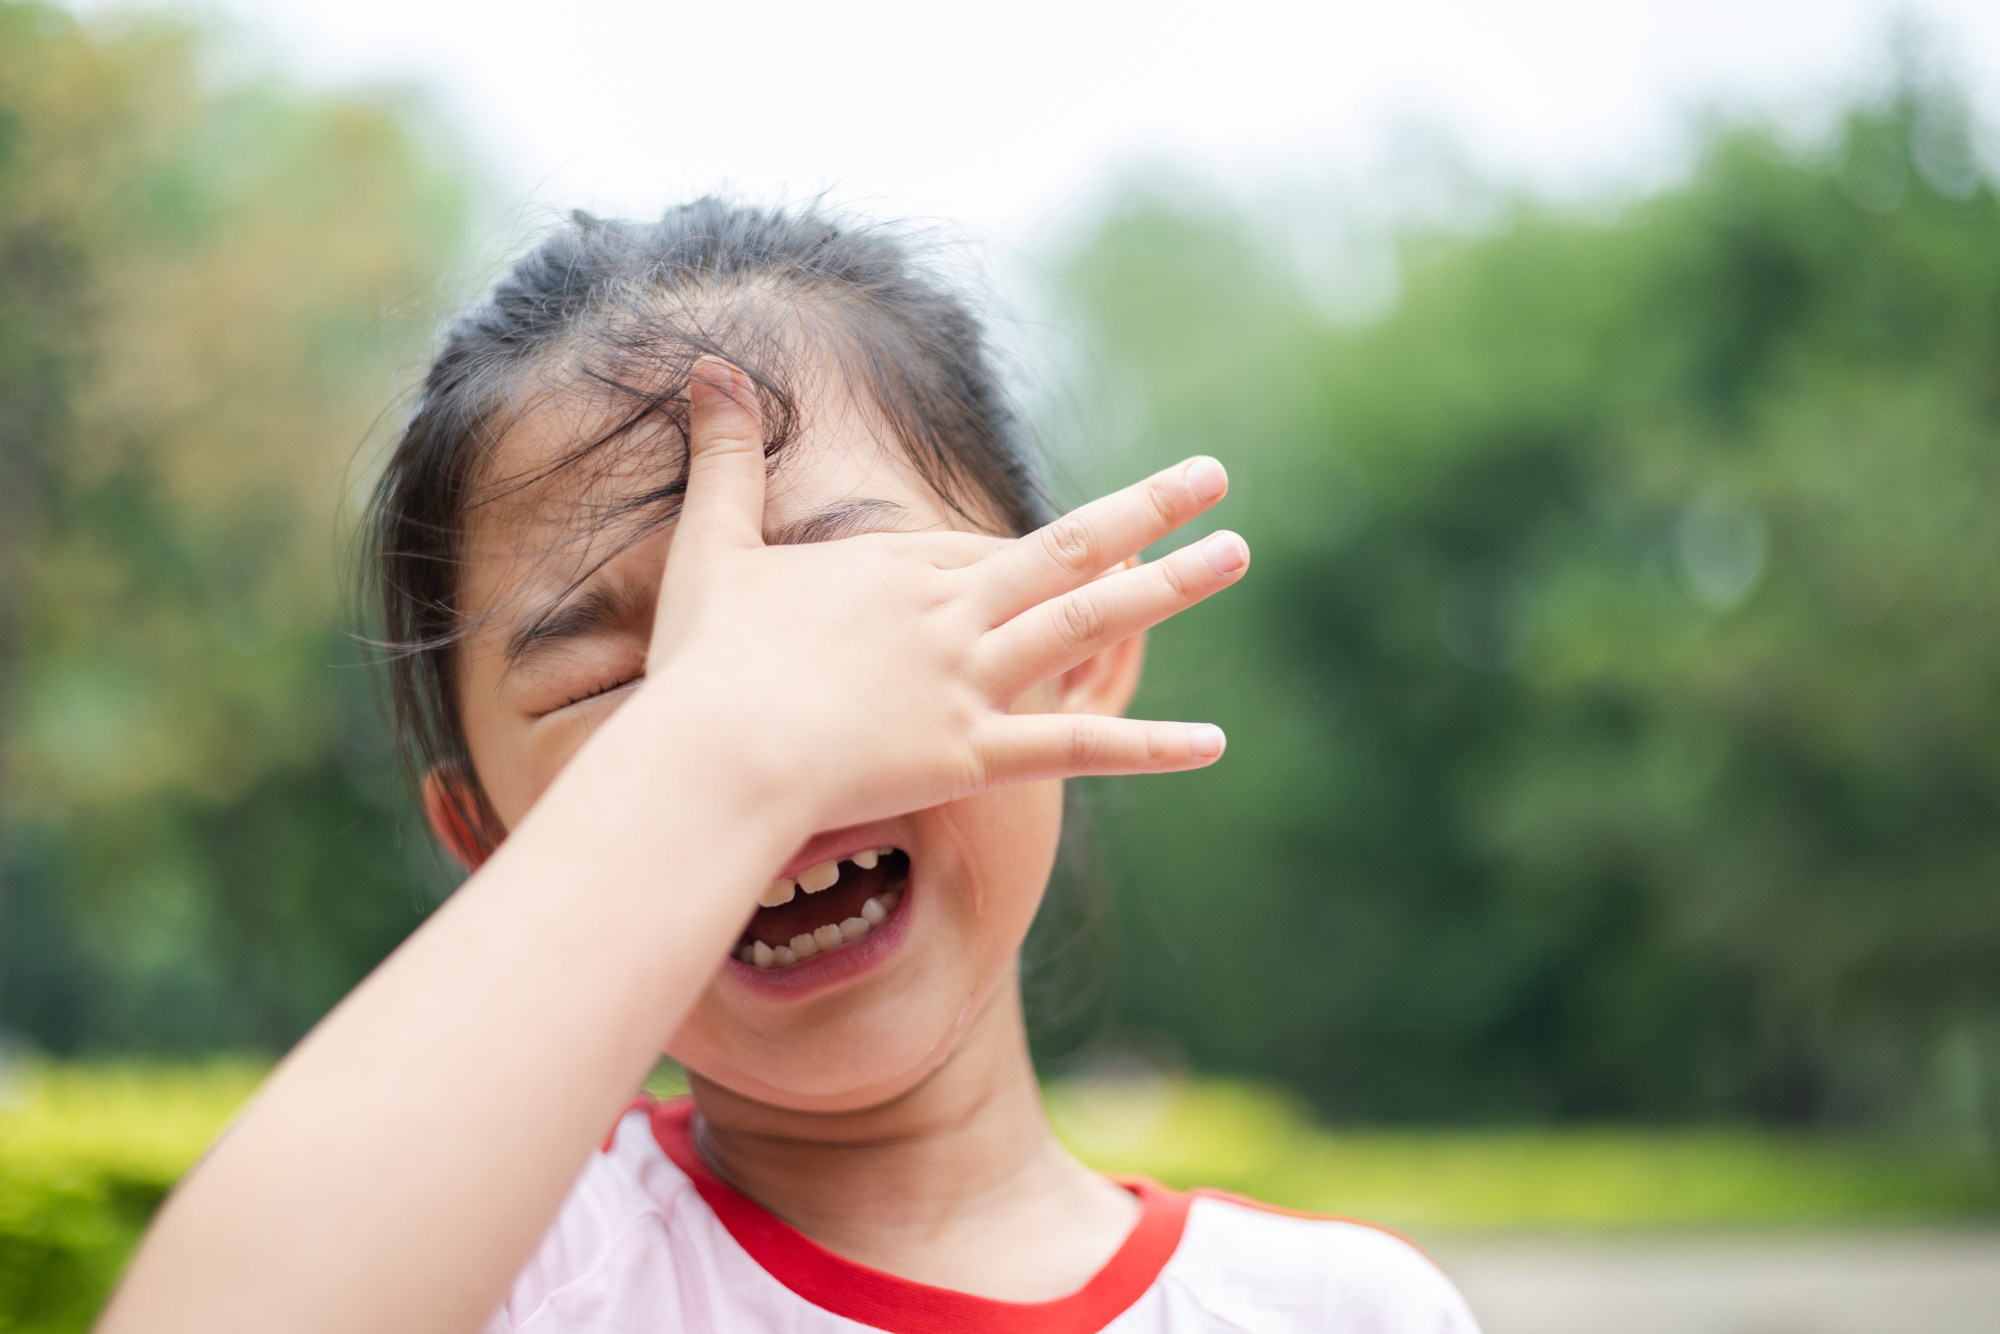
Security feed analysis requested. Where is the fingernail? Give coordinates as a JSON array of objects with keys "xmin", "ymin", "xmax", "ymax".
[
  {"xmin": 1201, "ymin": 531, "xmax": 1248, "ymax": 574},
  {"xmin": 1184, "ymin": 457, "xmax": 1227, "ymax": 502},
  {"xmin": 689, "ymin": 357, "xmax": 743, "ymax": 406},
  {"xmin": 1188, "ymin": 724, "xmax": 1226, "ymax": 758}
]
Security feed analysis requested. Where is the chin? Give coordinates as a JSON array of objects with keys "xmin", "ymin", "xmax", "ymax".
[{"xmin": 674, "ymin": 977, "xmax": 1000, "ymax": 1113}]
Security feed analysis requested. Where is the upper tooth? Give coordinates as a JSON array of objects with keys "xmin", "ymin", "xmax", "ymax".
[
  {"xmin": 852, "ymin": 848, "xmax": 879, "ymax": 870},
  {"xmin": 798, "ymin": 861, "xmax": 840, "ymax": 893},
  {"xmin": 760, "ymin": 878, "xmax": 798, "ymax": 908}
]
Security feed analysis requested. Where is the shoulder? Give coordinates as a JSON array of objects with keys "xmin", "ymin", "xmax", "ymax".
[
  {"xmin": 1152, "ymin": 1188, "xmax": 1480, "ymax": 1334},
  {"xmin": 485, "ymin": 1103, "xmax": 711, "ymax": 1333}
]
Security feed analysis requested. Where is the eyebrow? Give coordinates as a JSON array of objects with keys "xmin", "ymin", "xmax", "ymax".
[{"xmin": 500, "ymin": 497, "xmax": 912, "ymax": 670}]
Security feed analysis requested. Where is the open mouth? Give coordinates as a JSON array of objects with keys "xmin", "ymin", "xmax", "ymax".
[{"xmin": 735, "ymin": 847, "xmax": 910, "ymax": 971}]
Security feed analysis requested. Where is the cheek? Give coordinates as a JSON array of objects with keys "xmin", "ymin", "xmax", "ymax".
[
  {"xmin": 463, "ymin": 701, "xmax": 616, "ymax": 831},
  {"xmin": 930, "ymin": 780, "xmax": 1066, "ymax": 958}
]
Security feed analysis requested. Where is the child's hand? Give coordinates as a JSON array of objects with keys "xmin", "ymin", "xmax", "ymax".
[{"xmin": 636, "ymin": 359, "xmax": 1248, "ymax": 841}]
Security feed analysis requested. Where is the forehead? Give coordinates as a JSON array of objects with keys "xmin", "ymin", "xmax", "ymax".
[{"xmin": 454, "ymin": 374, "xmax": 957, "ymax": 626}]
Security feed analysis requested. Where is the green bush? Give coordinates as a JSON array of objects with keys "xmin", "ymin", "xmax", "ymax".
[
  {"xmin": 0, "ymin": 1062, "xmax": 258, "ymax": 1333},
  {"xmin": 1048, "ymin": 1076, "xmax": 2000, "ymax": 1231}
]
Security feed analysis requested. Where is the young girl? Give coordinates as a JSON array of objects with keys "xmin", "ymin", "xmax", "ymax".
[{"xmin": 99, "ymin": 201, "xmax": 1478, "ymax": 1334}]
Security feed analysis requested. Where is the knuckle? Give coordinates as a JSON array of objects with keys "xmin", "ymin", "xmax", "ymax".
[
  {"xmin": 1054, "ymin": 593, "xmax": 1107, "ymax": 648},
  {"xmin": 1144, "ymin": 476, "xmax": 1180, "ymax": 526},
  {"xmin": 1041, "ymin": 515, "xmax": 1097, "ymax": 572},
  {"xmin": 1066, "ymin": 720, "xmax": 1106, "ymax": 768},
  {"xmin": 1157, "ymin": 555, "xmax": 1193, "ymax": 600}
]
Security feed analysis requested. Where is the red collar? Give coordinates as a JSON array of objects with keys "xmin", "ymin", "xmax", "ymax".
[{"xmin": 643, "ymin": 1097, "xmax": 1192, "ymax": 1334}]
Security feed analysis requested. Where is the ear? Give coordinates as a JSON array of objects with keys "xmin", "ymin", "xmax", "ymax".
[
  {"xmin": 1053, "ymin": 556, "xmax": 1148, "ymax": 719},
  {"xmin": 422, "ymin": 764, "xmax": 495, "ymax": 872}
]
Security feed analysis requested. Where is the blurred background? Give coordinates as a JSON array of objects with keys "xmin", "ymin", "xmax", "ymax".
[{"xmin": 4, "ymin": 0, "xmax": 2000, "ymax": 1330}]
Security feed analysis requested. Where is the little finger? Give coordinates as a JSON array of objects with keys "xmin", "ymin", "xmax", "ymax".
[{"xmin": 977, "ymin": 714, "xmax": 1227, "ymax": 786}]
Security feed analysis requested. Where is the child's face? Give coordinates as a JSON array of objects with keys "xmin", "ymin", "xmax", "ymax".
[{"xmin": 447, "ymin": 376, "xmax": 1136, "ymax": 1112}]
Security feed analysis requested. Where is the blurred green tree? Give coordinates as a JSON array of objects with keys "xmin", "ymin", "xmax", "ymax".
[
  {"xmin": 0, "ymin": 0, "xmax": 472, "ymax": 1052},
  {"xmin": 1059, "ymin": 67, "xmax": 2000, "ymax": 1136}
]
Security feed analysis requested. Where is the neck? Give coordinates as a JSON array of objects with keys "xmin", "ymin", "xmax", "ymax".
[{"xmin": 686, "ymin": 981, "xmax": 1137, "ymax": 1299}]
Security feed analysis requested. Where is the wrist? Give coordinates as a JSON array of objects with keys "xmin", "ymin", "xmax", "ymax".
[{"xmin": 610, "ymin": 673, "xmax": 820, "ymax": 854}]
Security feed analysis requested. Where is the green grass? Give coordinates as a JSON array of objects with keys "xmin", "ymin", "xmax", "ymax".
[{"xmin": 2, "ymin": 1062, "xmax": 1995, "ymax": 1332}]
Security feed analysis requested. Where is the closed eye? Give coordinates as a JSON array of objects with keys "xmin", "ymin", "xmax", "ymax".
[{"xmin": 541, "ymin": 673, "xmax": 641, "ymax": 716}]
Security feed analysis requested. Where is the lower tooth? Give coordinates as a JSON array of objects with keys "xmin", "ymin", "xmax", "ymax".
[
  {"xmin": 812, "ymin": 923, "xmax": 843, "ymax": 951},
  {"xmin": 839, "ymin": 916, "xmax": 869, "ymax": 941},
  {"xmin": 861, "ymin": 897, "xmax": 886, "ymax": 926},
  {"xmin": 789, "ymin": 933, "xmax": 819, "ymax": 959},
  {"xmin": 752, "ymin": 940, "xmax": 775, "ymax": 968},
  {"xmin": 774, "ymin": 946, "xmax": 796, "ymax": 966}
]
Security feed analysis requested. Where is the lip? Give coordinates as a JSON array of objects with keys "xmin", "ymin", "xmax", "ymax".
[
  {"xmin": 774, "ymin": 820, "xmax": 907, "ymax": 882},
  {"xmin": 724, "ymin": 866, "xmax": 915, "ymax": 1001}
]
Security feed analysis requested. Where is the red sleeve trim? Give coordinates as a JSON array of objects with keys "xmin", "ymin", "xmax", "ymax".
[{"xmin": 645, "ymin": 1097, "xmax": 1191, "ymax": 1334}]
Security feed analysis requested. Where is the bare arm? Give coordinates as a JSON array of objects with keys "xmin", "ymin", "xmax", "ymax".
[{"xmin": 96, "ymin": 363, "xmax": 1247, "ymax": 1334}]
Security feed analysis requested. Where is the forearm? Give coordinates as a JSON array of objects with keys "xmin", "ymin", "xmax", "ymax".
[{"xmin": 98, "ymin": 693, "xmax": 803, "ymax": 1334}]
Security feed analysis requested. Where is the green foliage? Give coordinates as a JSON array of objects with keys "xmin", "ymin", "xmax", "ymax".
[
  {"xmin": 0, "ymin": 1, "xmax": 473, "ymax": 1053},
  {"xmin": 0, "ymin": 1062, "xmax": 261, "ymax": 1333},
  {"xmin": 1057, "ymin": 70, "xmax": 2000, "ymax": 1130}
]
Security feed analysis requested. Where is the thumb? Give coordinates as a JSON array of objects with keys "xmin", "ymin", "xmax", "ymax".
[{"xmin": 676, "ymin": 357, "xmax": 767, "ymax": 553}]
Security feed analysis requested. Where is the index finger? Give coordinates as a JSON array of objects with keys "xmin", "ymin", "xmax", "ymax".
[
  {"xmin": 674, "ymin": 357, "xmax": 768, "ymax": 554},
  {"xmin": 978, "ymin": 457, "xmax": 1228, "ymax": 619}
]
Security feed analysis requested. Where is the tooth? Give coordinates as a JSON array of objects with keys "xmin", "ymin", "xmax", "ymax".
[
  {"xmin": 881, "ymin": 889, "xmax": 901, "ymax": 911},
  {"xmin": 774, "ymin": 946, "xmax": 797, "ymax": 966},
  {"xmin": 737, "ymin": 944, "xmax": 754, "ymax": 963},
  {"xmin": 812, "ymin": 923, "xmax": 843, "ymax": 950},
  {"xmin": 861, "ymin": 897, "xmax": 886, "ymax": 926},
  {"xmin": 798, "ymin": 860, "xmax": 839, "ymax": 893},
  {"xmin": 840, "ymin": 916, "xmax": 869, "ymax": 941},
  {"xmin": 789, "ymin": 932, "xmax": 819, "ymax": 959},
  {"xmin": 760, "ymin": 878, "xmax": 797, "ymax": 907},
  {"xmin": 752, "ymin": 940, "xmax": 775, "ymax": 968},
  {"xmin": 852, "ymin": 848, "xmax": 879, "ymax": 870}
]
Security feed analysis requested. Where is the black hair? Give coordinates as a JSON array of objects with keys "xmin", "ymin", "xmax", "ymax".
[{"xmin": 367, "ymin": 199, "xmax": 1049, "ymax": 832}]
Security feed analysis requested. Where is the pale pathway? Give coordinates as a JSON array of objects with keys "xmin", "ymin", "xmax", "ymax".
[{"xmin": 1431, "ymin": 1230, "xmax": 2000, "ymax": 1334}]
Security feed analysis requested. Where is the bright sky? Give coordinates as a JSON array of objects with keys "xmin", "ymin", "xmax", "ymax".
[
  {"xmin": 151, "ymin": 0, "xmax": 2000, "ymax": 247},
  {"xmin": 104, "ymin": 0, "xmax": 2000, "ymax": 254}
]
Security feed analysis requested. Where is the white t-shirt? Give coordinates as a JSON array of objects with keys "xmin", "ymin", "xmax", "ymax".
[{"xmin": 484, "ymin": 1099, "xmax": 1481, "ymax": 1334}]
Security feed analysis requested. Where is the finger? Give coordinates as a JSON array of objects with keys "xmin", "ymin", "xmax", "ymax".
[
  {"xmin": 977, "ymin": 715, "xmax": 1226, "ymax": 785},
  {"xmin": 674, "ymin": 357, "xmax": 767, "ymax": 554},
  {"xmin": 922, "ymin": 530, "xmax": 1011, "ymax": 570},
  {"xmin": 977, "ymin": 530, "xmax": 1250, "ymax": 695},
  {"xmin": 975, "ymin": 456, "xmax": 1228, "ymax": 619}
]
